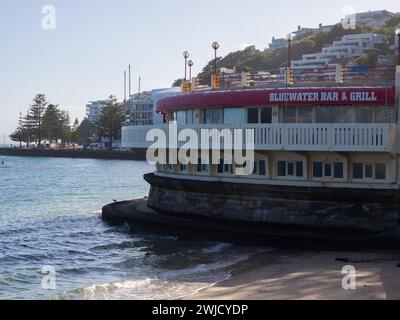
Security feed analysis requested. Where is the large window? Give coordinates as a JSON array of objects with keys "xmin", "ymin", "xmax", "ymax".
[
  {"xmin": 252, "ymin": 160, "xmax": 267, "ymax": 176},
  {"xmin": 352, "ymin": 163, "xmax": 386, "ymax": 180},
  {"xmin": 281, "ymin": 106, "xmax": 312, "ymax": 123},
  {"xmin": 313, "ymin": 161, "xmax": 344, "ymax": 179},
  {"xmin": 224, "ymin": 108, "xmax": 246, "ymax": 125},
  {"xmin": 248, "ymin": 108, "xmax": 273, "ymax": 124},
  {"xmin": 277, "ymin": 161, "xmax": 304, "ymax": 178},
  {"xmin": 204, "ymin": 109, "xmax": 223, "ymax": 124},
  {"xmin": 316, "ymin": 107, "xmax": 353, "ymax": 123}
]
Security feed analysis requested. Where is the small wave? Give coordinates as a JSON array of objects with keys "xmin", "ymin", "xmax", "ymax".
[{"xmin": 202, "ymin": 242, "xmax": 234, "ymax": 254}]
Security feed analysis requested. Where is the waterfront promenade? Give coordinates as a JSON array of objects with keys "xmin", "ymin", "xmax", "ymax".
[{"xmin": 0, "ymin": 148, "xmax": 147, "ymax": 161}]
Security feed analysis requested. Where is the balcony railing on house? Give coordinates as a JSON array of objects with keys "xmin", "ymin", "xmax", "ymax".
[{"xmin": 122, "ymin": 123, "xmax": 396, "ymax": 153}]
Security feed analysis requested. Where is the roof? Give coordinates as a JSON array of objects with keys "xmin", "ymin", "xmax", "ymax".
[{"xmin": 156, "ymin": 87, "xmax": 395, "ymax": 112}]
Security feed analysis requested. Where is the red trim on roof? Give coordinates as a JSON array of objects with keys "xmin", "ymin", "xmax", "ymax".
[{"xmin": 156, "ymin": 87, "xmax": 395, "ymax": 112}]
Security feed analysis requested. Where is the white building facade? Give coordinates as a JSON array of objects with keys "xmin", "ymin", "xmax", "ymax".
[
  {"xmin": 86, "ymin": 100, "xmax": 110, "ymax": 123},
  {"xmin": 292, "ymin": 33, "xmax": 385, "ymax": 69}
]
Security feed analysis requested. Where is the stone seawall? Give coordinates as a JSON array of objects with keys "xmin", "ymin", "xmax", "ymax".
[
  {"xmin": 144, "ymin": 173, "xmax": 400, "ymax": 235},
  {"xmin": 0, "ymin": 148, "xmax": 147, "ymax": 161}
]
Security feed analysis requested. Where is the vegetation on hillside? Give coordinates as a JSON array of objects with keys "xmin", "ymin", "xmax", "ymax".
[{"xmin": 188, "ymin": 15, "xmax": 400, "ymax": 84}]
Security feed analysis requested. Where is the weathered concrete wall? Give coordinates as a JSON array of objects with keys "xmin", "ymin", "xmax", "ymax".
[{"xmin": 145, "ymin": 173, "xmax": 400, "ymax": 233}]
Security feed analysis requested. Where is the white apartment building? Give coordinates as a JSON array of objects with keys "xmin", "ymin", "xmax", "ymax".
[
  {"xmin": 124, "ymin": 88, "xmax": 181, "ymax": 126},
  {"xmin": 265, "ymin": 37, "xmax": 288, "ymax": 52},
  {"xmin": 342, "ymin": 10, "xmax": 395, "ymax": 29},
  {"xmin": 86, "ymin": 100, "xmax": 110, "ymax": 123},
  {"xmin": 292, "ymin": 33, "xmax": 385, "ymax": 69}
]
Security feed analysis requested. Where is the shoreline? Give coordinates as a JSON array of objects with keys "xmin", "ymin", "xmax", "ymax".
[
  {"xmin": 180, "ymin": 249, "xmax": 400, "ymax": 300},
  {"xmin": 0, "ymin": 148, "xmax": 147, "ymax": 161}
]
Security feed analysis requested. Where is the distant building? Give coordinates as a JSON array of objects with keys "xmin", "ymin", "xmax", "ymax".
[
  {"xmin": 123, "ymin": 88, "xmax": 181, "ymax": 126},
  {"xmin": 341, "ymin": 10, "xmax": 395, "ymax": 29},
  {"xmin": 264, "ymin": 37, "xmax": 288, "ymax": 52},
  {"xmin": 86, "ymin": 100, "xmax": 110, "ymax": 123},
  {"xmin": 292, "ymin": 33, "xmax": 384, "ymax": 69},
  {"xmin": 293, "ymin": 23, "xmax": 334, "ymax": 38}
]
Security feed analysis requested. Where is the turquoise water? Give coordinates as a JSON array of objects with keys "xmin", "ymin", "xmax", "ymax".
[{"xmin": 0, "ymin": 156, "xmax": 256, "ymax": 300}]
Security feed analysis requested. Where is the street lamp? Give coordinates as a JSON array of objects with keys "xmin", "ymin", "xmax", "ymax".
[
  {"xmin": 212, "ymin": 42, "xmax": 220, "ymax": 74},
  {"xmin": 396, "ymin": 28, "xmax": 400, "ymax": 66},
  {"xmin": 286, "ymin": 34, "xmax": 292, "ymax": 68},
  {"xmin": 183, "ymin": 51, "xmax": 190, "ymax": 80},
  {"xmin": 188, "ymin": 60, "xmax": 194, "ymax": 80}
]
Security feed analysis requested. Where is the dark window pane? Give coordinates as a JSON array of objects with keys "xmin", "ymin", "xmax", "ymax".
[
  {"xmin": 261, "ymin": 108, "xmax": 272, "ymax": 124},
  {"xmin": 296, "ymin": 162, "xmax": 304, "ymax": 177},
  {"xmin": 277, "ymin": 161, "xmax": 286, "ymax": 177},
  {"xmin": 353, "ymin": 163, "xmax": 363, "ymax": 179},
  {"xmin": 253, "ymin": 161, "xmax": 258, "ymax": 175},
  {"xmin": 365, "ymin": 164, "xmax": 373, "ymax": 178},
  {"xmin": 313, "ymin": 162, "xmax": 323, "ymax": 178},
  {"xmin": 281, "ymin": 107, "xmax": 297, "ymax": 123},
  {"xmin": 324, "ymin": 163, "xmax": 332, "ymax": 177},
  {"xmin": 375, "ymin": 164, "xmax": 386, "ymax": 180},
  {"xmin": 288, "ymin": 162, "xmax": 294, "ymax": 176},
  {"xmin": 334, "ymin": 163, "xmax": 344, "ymax": 178},
  {"xmin": 218, "ymin": 160, "xmax": 223, "ymax": 174},
  {"xmin": 259, "ymin": 161, "xmax": 267, "ymax": 176},
  {"xmin": 247, "ymin": 109, "xmax": 259, "ymax": 124}
]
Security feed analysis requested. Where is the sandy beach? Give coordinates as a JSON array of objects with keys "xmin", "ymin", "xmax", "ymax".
[{"xmin": 183, "ymin": 250, "xmax": 400, "ymax": 300}]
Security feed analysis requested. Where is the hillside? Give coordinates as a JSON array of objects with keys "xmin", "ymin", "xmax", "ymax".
[{"xmin": 190, "ymin": 14, "xmax": 400, "ymax": 85}]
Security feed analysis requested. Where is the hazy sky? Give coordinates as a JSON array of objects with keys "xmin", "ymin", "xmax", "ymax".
[{"xmin": 1, "ymin": 0, "xmax": 399, "ymax": 142}]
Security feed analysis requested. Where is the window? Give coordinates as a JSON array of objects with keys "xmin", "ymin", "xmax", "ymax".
[
  {"xmin": 259, "ymin": 161, "xmax": 267, "ymax": 176},
  {"xmin": 298, "ymin": 107, "xmax": 313, "ymax": 123},
  {"xmin": 287, "ymin": 162, "xmax": 294, "ymax": 176},
  {"xmin": 353, "ymin": 163, "xmax": 363, "ymax": 179},
  {"xmin": 224, "ymin": 108, "xmax": 245, "ymax": 125},
  {"xmin": 375, "ymin": 107, "xmax": 394, "ymax": 123},
  {"xmin": 261, "ymin": 108, "xmax": 272, "ymax": 124},
  {"xmin": 365, "ymin": 164, "xmax": 373, "ymax": 178},
  {"xmin": 334, "ymin": 163, "xmax": 344, "ymax": 179},
  {"xmin": 356, "ymin": 107, "xmax": 373, "ymax": 123},
  {"xmin": 186, "ymin": 109, "xmax": 194, "ymax": 124},
  {"xmin": 197, "ymin": 158, "xmax": 208, "ymax": 173},
  {"xmin": 296, "ymin": 162, "xmax": 304, "ymax": 177},
  {"xmin": 324, "ymin": 163, "xmax": 332, "ymax": 177},
  {"xmin": 247, "ymin": 108, "xmax": 259, "ymax": 124},
  {"xmin": 316, "ymin": 107, "xmax": 353, "ymax": 123},
  {"xmin": 217, "ymin": 159, "xmax": 233, "ymax": 175},
  {"xmin": 281, "ymin": 107, "xmax": 297, "ymax": 123},
  {"xmin": 277, "ymin": 161, "xmax": 286, "ymax": 177},
  {"xmin": 177, "ymin": 111, "xmax": 186, "ymax": 124},
  {"xmin": 313, "ymin": 162, "xmax": 323, "ymax": 178},
  {"xmin": 204, "ymin": 109, "xmax": 223, "ymax": 124},
  {"xmin": 375, "ymin": 164, "xmax": 386, "ymax": 180},
  {"xmin": 353, "ymin": 163, "xmax": 386, "ymax": 180}
]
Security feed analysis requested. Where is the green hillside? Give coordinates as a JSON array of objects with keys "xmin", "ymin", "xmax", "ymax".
[{"xmin": 189, "ymin": 14, "xmax": 400, "ymax": 85}]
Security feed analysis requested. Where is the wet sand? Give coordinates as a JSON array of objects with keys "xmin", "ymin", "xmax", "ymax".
[{"xmin": 182, "ymin": 250, "xmax": 400, "ymax": 300}]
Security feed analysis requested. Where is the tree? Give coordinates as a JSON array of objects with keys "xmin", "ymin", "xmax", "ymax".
[
  {"xmin": 70, "ymin": 118, "xmax": 80, "ymax": 147},
  {"xmin": 77, "ymin": 118, "xmax": 97, "ymax": 145},
  {"xmin": 28, "ymin": 94, "xmax": 48, "ymax": 147},
  {"xmin": 42, "ymin": 104, "xmax": 62, "ymax": 144},
  {"xmin": 97, "ymin": 95, "xmax": 124, "ymax": 151},
  {"xmin": 10, "ymin": 111, "xmax": 33, "ymax": 147}
]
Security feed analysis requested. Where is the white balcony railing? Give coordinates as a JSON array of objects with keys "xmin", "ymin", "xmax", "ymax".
[{"xmin": 122, "ymin": 123, "xmax": 396, "ymax": 153}]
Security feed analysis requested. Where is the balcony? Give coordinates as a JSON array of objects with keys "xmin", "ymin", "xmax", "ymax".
[{"xmin": 122, "ymin": 123, "xmax": 397, "ymax": 153}]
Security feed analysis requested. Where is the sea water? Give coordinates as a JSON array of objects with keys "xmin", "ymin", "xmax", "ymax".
[{"xmin": 0, "ymin": 156, "xmax": 259, "ymax": 300}]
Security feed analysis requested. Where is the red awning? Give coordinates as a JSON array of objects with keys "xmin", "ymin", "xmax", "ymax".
[{"xmin": 156, "ymin": 87, "xmax": 395, "ymax": 113}]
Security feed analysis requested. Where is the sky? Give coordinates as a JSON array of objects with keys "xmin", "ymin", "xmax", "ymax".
[{"xmin": 1, "ymin": 0, "xmax": 399, "ymax": 143}]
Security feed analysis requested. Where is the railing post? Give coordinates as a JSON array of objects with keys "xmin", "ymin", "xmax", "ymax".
[
  {"xmin": 335, "ymin": 64, "xmax": 344, "ymax": 83},
  {"xmin": 241, "ymin": 72, "xmax": 249, "ymax": 87}
]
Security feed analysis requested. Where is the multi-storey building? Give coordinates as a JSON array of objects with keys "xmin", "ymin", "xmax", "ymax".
[
  {"xmin": 86, "ymin": 100, "xmax": 110, "ymax": 123},
  {"xmin": 292, "ymin": 33, "xmax": 384, "ymax": 69}
]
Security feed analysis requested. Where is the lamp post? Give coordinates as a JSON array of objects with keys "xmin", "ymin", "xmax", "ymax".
[
  {"xmin": 188, "ymin": 60, "xmax": 194, "ymax": 80},
  {"xmin": 286, "ymin": 34, "xmax": 292, "ymax": 68},
  {"xmin": 212, "ymin": 42, "xmax": 220, "ymax": 74},
  {"xmin": 183, "ymin": 51, "xmax": 189, "ymax": 80},
  {"xmin": 396, "ymin": 28, "xmax": 400, "ymax": 66}
]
